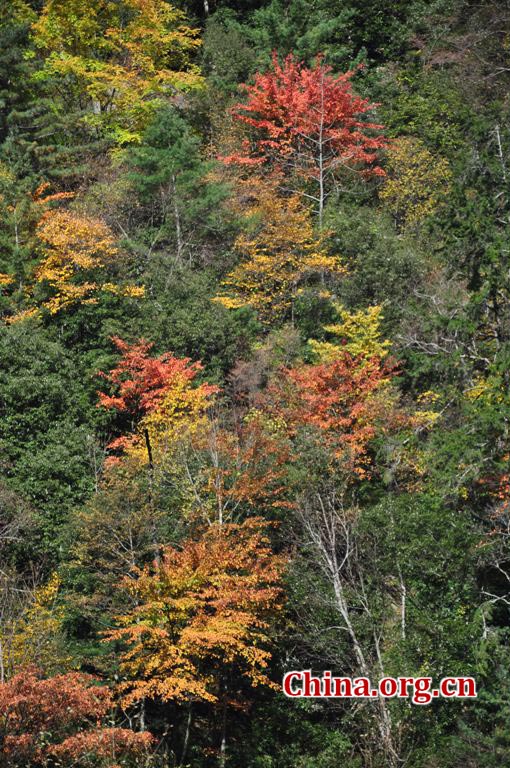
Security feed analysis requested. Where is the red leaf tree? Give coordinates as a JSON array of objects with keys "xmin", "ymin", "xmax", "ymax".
[
  {"xmin": 0, "ymin": 666, "xmax": 154, "ymax": 767},
  {"xmin": 98, "ymin": 336, "xmax": 205, "ymax": 421},
  {"xmin": 265, "ymin": 353, "xmax": 398, "ymax": 478},
  {"xmin": 97, "ymin": 336, "xmax": 217, "ymax": 460},
  {"xmin": 224, "ymin": 53, "xmax": 387, "ymax": 224}
]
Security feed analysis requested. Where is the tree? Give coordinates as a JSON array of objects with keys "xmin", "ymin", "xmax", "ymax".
[
  {"xmin": 268, "ymin": 352, "xmax": 398, "ymax": 479},
  {"xmin": 0, "ymin": 666, "xmax": 154, "ymax": 767},
  {"xmin": 0, "ymin": 1, "xmax": 35, "ymax": 144},
  {"xmin": 379, "ymin": 136, "xmax": 452, "ymax": 228},
  {"xmin": 18, "ymin": 210, "xmax": 144, "ymax": 317},
  {"xmin": 107, "ymin": 519, "xmax": 284, "ymax": 705},
  {"xmin": 0, "ymin": 322, "xmax": 97, "ymax": 551},
  {"xmin": 3, "ymin": 573, "xmax": 69, "ymax": 678},
  {"xmin": 128, "ymin": 107, "xmax": 229, "ymax": 265},
  {"xmin": 172, "ymin": 409, "xmax": 294, "ymax": 526},
  {"xmin": 309, "ymin": 301, "xmax": 391, "ymax": 361},
  {"xmin": 224, "ymin": 54, "xmax": 386, "ymax": 224},
  {"xmin": 294, "ymin": 490, "xmax": 401, "ymax": 767},
  {"xmin": 214, "ymin": 177, "xmax": 343, "ymax": 324},
  {"xmin": 32, "ymin": 0, "xmax": 203, "ymax": 146},
  {"xmin": 98, "ymin": 336, "xmax": 217, "ymax": 463},
  {"xmin": 106, "ymin": 519, "xmax": 284, "ymax": 761}
]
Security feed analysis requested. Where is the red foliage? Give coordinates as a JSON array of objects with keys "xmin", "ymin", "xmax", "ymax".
[
  {"xmin": 224, "ymin": 53, "xmax": 386, "ymax": 182},
  {"xmin": 0, "ymin": 666, "xmax": 153, "ymax": 766},
  {"xmin": 266, "ymin": 353, "xmax": 397, "ymax": 477},
  {"xmin": 51, "ymin": 727, "xmax": 154, "ymax": 763},
  {"xmin": 98, "ymin": 336, "xmax": 205, "ymax": 420}
]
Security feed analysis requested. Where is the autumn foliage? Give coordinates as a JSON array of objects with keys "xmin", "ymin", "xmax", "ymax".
[
  {"xmin": 33, "ymin": 0, "xmax": 202, "ymax": 144},
  {"xmin": 379, "ymin": 136, "xmax": 452, "ymax": 227},
  {"xmin": 99, "ymin": 336, "xmax": 206, "ymax": 420},
  {"xmin": 23, "ymin": 210, "xmax": 144, "ymax": 316},
  {"xmin": 214, "ymin": 177, "xmax": 342, "ymax": 323},
  {"xmin": 268, "ymin": 353, "xmax": 398, "ymax": 477},
  {"xmin": 98, "ymin": 336, "xmax": 217, "ymax": 460},
  {"xmin": 106, "ymin": 518, "xmax": 285, "ymax": 706},
  {"xmin": 0, "ymin": 666, "xmax": 154, "ymax": 767},
  {"xmin": 224, "ymin": 54, "xmax": 386, "ymax": 218}
]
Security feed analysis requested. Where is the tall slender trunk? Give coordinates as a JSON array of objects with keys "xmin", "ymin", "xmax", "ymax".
[
  {"xmin": 180, "ymin": 705, "xmax": 192, "ymax": 766},
  {"xmin": 219, "ymin": 693, "xmax": 227, "ymax": 768},
  {"xmin": 495, "ymin": 124, "xmax": 507, "ymax": 182},
  {"xmin": 171, "ymin": 175, "xmax": 184, "ymax": 263},
  {"xmin": 0, "ymin": 636, "xmax": 4, "ymax": 684},
  {"xmin": 317, "ymin": 73, "xmax": 326, "ymax": 230}
]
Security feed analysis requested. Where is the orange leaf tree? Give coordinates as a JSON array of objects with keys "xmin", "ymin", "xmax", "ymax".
[
  {"xmin": 266, "ymin": 352, "xmax": 399, "ymax": 479},
  {"xmin": 106, "ymin": 518, "xmax": 285, "ymax": 707},
  {"xmin": 185, "ymin": 410, "xmax": 293, "ymax": 525}
]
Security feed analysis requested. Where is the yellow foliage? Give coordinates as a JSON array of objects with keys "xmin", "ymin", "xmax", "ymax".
[
  {"xmin": 214, "ymin": 179, "xmax": 343, "ymax": 324},
  {"xmin": 5, "ymin": 307, "xmax": 41, "ymax": 325},
  {"xmin": 9, "ymin": 210, "xmax": 144, "ymax": 317},
  {"xmin": 0, "ymin": 274, "xmax": 14, "ymax": 288},
  {"xmin": 134, "ymin": 375, "xmax": 216, "ymax": 466},
  {"xmin": 309, "ymin": 302, "xmax": 390, "ymax": 361},
  {"xmin": 33, "ymin": 0, "xmax": 203, "ymax": 144},
  {"xmin": 3, "ymin": 574, "xmax": 69, "ymax": 676},
  {"xmin": 465, "ymin": 375, "xmax": 506, "ymax": 405},
  {"xmin": 379, "ymin": 136, "xmax": 452, "ymax": 227}
]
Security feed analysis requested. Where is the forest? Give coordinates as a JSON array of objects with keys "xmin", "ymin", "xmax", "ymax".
[{"xmin": 0, "ymin": 0, "xmax": 510, "ymax": 766}]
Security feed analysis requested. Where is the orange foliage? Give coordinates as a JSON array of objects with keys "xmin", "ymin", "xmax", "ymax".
[
  {"xmin": 99, "ymin": 336, "xmax": 208, "ymax": 418},
  {"xmin": 106, "ymin": 518, "xmax": 285, "ymax": 706},
  {"xmin": 267, "ymin": 353, "xmax": 398, "ymax": 477},
  {"xmin": 195, "ymin": 413, "xmax": 293, "ymax": 522},
  {"xmin": 223, "ymin": 53, "xmax": 386, "ymax": 219}
]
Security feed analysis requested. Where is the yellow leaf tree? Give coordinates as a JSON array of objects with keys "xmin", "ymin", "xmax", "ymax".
[
  {"xmin": 32, "ymin": 0, "xmax": 203, "ymax": 144},
  {"xmin": 309, "ymin": 302, "xmax": 391, "ymax": 362},
  {"xmin": 379, "ymin": 136, "xmax": 452, "ymax": 228},
  {"xmin": 214, "ymin": 178, "xmax": 343, "ymax": 325},
  {"xmin": 26, "ymin": 210, "xmax": 144, "ymax": 316},
  {"xmin": 2, "ymin": 574, "xmax": 69, "ymax": 678}
]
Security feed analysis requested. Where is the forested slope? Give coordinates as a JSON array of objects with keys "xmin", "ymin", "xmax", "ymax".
[{"xmin": 1, "ymin": 1, "xmax": 510, "ymax": 766}]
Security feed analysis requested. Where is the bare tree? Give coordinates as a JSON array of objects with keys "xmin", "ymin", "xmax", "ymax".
[{"xmin": 296, "ymin": 489, "xmax": 402, "ymax": 767}]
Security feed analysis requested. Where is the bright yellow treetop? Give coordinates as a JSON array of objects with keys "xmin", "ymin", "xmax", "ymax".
[
  {"xmin": 309, "ymin": 302, "xmax": 391, "ymax": 362},
  {"xmin": 28, "ymin": 210, "xmax": 144, "ymax": 315}
]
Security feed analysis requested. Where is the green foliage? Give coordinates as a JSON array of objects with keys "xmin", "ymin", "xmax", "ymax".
[
  {"xmin": 0, "ymin": 322, "xmax": 97, "ymax": 552},
  {"xmin": 127, "ymin": 106, "xmax": 230, "ymax": 264}
]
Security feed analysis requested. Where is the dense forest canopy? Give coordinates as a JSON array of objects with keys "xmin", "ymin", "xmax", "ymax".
[{"xmin": 1, "ymin": 0, "xmax": 510, "ymax": 766}]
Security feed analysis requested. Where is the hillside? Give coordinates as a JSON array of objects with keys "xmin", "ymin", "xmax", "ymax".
[{"xmin": 1, "ymin": 1, "xmax": 510, "ymax": 766}]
